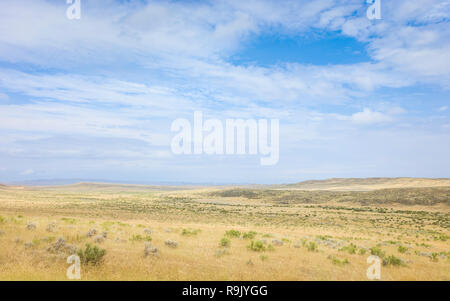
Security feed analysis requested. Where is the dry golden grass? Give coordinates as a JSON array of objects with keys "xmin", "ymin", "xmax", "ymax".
[{"xmin": 0, "ymin": 184, "xmax": 449, "ymax": 281}]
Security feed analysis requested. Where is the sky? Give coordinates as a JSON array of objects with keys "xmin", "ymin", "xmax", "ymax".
[{"xmin": 0, "ymin": 0, "xmax": 449, "ymax": 184}]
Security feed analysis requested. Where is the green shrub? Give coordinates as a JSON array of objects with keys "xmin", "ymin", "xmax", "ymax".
[
  {"xmin": 383, "ymin": 255, "xmax": 403, "ymax": 266},
  {"xmin": 430, "ymin": 253, "xmax": 439, "ymax": 262},
  {"xmin": 77, "ymin": 244, "xmax": 106, "ymax": 265},
  {"xmin": 61, "ymin": 217, "xmax": 77, "ymax": 224},
  {"xmin": 219, "ymin": 237, "xmax": 230, "ymax": 247},
  {"xmin": 397, "ymin": 245, "xmax": 408, "ymax": 254},
  {"xmin": 436, "ymin": 234, "xmax": 449, "ymax": 241},
  {"xmin": 0, "ymin": 216, "xmax": 5, "ymax": 224},
  {"xmin": 306, "ymin": 242, "xmax": 317, "ymax": 252},
  {"xmin": 225, "ymin": 230, "xmax": 241, "ymax": 238},
  {"xmin": 339, "ymin": 243, "xmax": 357, "ymax": 254},
  {"xmin": 182, "ymin": 228, "xmax": 201, "ymax": 236},
  {"xmin": 248, "ymin": 240, "xmax": 266, "ymax": 252},
  {"xmin": 242, "ymin": 231, "xmax": 257, "ymax": 239},
  {"xmin": 316, "ymin": 235, "xmax": 332, "ymax": 240},
  {"xmin": 370, "ymin": 246, "xmax": 385, "ymax": 258},
  {"xmin": 416, "ymin": 242, "xmax": 430, "ymax": 248},
  {"xmin": 358, "ymin": 248, "xmax": 366, "ymax": 255},
  {"xmin": 329, "ymin": 256, "xmax": 349, "ymax": 266},
  {"xmin": 130, "ymin": 234, "xmax": 152, "ymax": 242}
]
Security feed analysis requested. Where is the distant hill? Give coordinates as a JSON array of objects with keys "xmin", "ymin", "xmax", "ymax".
[
  {"xmin": 276, "ymin": 177, "xmax": 450, "ymax": 191},
  {"xmin": 2, "ymin": 177, "xmax": 449, "ymax": 193},
  {"xmin": 31, "ymin": 182, "xmax": 206, "ymax": 192}
]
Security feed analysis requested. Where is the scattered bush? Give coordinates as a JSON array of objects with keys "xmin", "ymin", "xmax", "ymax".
[
  {"xmin": 430, "ymin": 253, "xmax": 439, "ymax": 262},
  {"xmin": 46, "ymin": 222, "xmax": 57, "ymax": 232},
  {"xmin": 370, "ymin": 246, "xmax": 385, "ymax": 258},
  {"xmin": 219, "ymin": 237, "xmax": 230, "ymax": 247},
  {"xmin": 272, "ymin": 239, "xmax": 283, "ymax": 246},
  {"xmin": 144, "ymin": 242, "xmax": 158, "ymax": 256},
  {"xmin": 94, "ymin": 235, "xmax": 105, "ymax": 244},
  {"xmin": 225, "ymin": 230, "xmax": 241, "ymax": 238},
  {"xmin": 77, "ymin": 244, "xmax": 106, "ymax": 265},
  {"xmin": 242, "ymin": 231, "xmax": 257, "ymax": 239},
  {"xmin": 130, "ymin": 234, "xmax": 152, "ymax": 242},
  {"xmin": 47, "ymin": 237, "xmax": 77, "ymax": 254},
  {"xmin": 398, "ymin": 245, "xmax": 408, "ymax": 254},
  {"xmin": 61, "ymin": 217, "xmax": 77, "ymax": 224},
  {"xmin": 26, "ymin": 222, "xmax": 37, "ymax": 230},
  {"xmin": 248, "ymin": 240, "xmax": 266, "ymax": 252},
  {"xmin": 383, "ymin": 255, "xmax": 404, "ymax": 266},
  {"xmin": 306, "ymin": 242, "xmax": 318, "ymax": 252},
  {"xmin": 86, "ymin": 229, "xmax": 97, "ymax": 237},
  {"xmin": 215, "ymin": 249, "xmax": 228, "ymax": 257},
  {"xmin": 435, "ymin": 234, "xmax": 449, "ymax": 241},
  {"xmin": 339, "ymin": 243, "xmax": 357, "ymax": 254},
  {"xmin": 165, "ymin": 240, "xmax": 178, "ymax": 248},
  {"xmin": 182, "ymin": 228, "xmax": 201, "ymax": 236},
  {"xmin": 328, "ymin": 255, "xmax": 349, "ymax": 266}
]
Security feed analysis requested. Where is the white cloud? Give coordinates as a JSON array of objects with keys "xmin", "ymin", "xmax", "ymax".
[
  {"xmin": 439, "ymin": 106, "xmax": 448, "ymax": 111},
  {"xmin": 20, "ymin": 168, "xmax": 34, "ymax": 175},
  {"xmin": 351, "ymin": 108, "xmax": 393, "ymax": 125}
]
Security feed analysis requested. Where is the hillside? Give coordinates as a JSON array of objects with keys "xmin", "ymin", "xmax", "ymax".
[
  {"xmin": 34, "ymin": 182, "xmax": 201, "ymax": 192},
  {"xmin": 277, "ymin": 177, "xmax": 450, "ymax": 191}
]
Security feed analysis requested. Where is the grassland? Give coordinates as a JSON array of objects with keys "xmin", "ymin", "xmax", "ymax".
[{"xmin": 0, "ymin": 180, "xmax": 449, "ymax": 280}]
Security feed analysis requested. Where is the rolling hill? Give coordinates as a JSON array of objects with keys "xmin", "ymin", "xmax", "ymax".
[{"xmin": 276, "ymin": 177, "xmax": 450, "ymax": 191}]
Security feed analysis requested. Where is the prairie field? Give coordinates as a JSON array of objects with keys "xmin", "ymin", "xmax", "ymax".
[{"xmin": 0, "ymin": 179, "xmax": 449, "ymax": 281}]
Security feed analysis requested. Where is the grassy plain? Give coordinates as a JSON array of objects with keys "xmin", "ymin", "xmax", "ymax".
[{"xmin": 0, "ymin": 179, "xmax": 449, "ymax": 280}]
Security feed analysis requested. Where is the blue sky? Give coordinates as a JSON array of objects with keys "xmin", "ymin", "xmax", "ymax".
[{"xmin": 0, "ymin": 0, "xmax": 449, "ymax": 184}]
